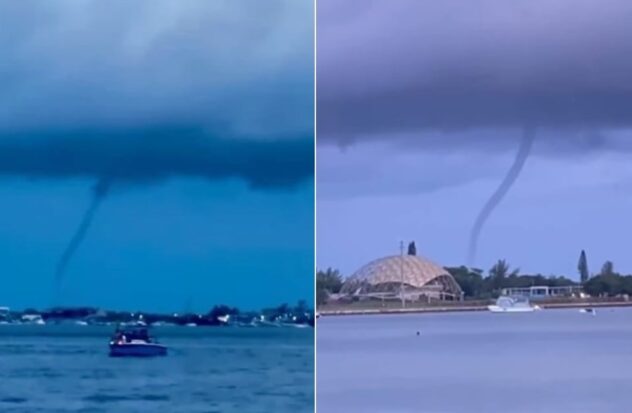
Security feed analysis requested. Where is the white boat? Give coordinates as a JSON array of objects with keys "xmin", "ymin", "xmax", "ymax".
[
  {"xmin": 21, "ymin": 314, "xmax": 45, "ymax": 325},
  {"xmin": 217, "ymin": 315, "xmax": 230, "ymax": 324},
  {"xmin": 579, "ymin": 308, "xmax": 596, "ymax": 315},
  {"xmin": 150, "ymin": 321, "xmax": 176, "ymax": 327},
  {"xmin": 109, "ymin": 327, "xmax": 167, "ymax": 357},
  {"xmin": 121, "ymin": 320, "xmax": 147, "ymax": 327},
  {"xmin": 488, "ymin": 296, "xmax": 541, "ymax": 313}
]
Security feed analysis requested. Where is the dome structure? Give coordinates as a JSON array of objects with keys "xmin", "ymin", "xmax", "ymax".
[{"xmin": 341, "ymin": 254, "xmax": 463, "ymax": 301}]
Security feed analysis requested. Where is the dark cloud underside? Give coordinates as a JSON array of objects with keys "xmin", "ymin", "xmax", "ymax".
[
  {"xmin": 0, "ymin": 128, "xmax": 313, "ymax": 189},
  {"xmin": 318, "ymin": 0, "xmax": 632, "ymax": 143}
]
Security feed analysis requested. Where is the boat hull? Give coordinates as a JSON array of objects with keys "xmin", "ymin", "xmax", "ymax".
[
  {"xmin": 109, "ymin": 343, "xmax": 167, "ymax": 357},
  {"xmin": 487, "ymin": 305, "xmax": 536, "ymax": 313}
]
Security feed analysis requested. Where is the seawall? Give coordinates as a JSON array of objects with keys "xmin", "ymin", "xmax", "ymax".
[{"xmin": 318, "ymin": 300, "xmax": 632, "ymax": 317}]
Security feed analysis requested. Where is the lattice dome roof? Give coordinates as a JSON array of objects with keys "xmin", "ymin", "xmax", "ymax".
[{"xmin": 341, "ymin": 254, "xmax": 462, "ymax": 296}]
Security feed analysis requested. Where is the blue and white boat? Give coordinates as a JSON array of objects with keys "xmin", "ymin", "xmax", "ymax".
[{"xmin": 108, "ymin": 326, "xmax": 167, "ymax": 357}]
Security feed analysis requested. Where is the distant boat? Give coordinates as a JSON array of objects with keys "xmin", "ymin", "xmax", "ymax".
[
  {"xmin": 151, "ymin": 321, "xmax": 176, "ymax": 327},
  {"xmin": 108, "ymin": 326, "xmax": 167, "ymax": 357},
  {"xmin": 21, "ymin": 314, "xmax": 45, "ymax": 325},
  {"xmin": 579, "ymin": 308, "xmax": 596, "ymax": 315},
  {"xmin": 120, "ymin": 320, "xmax": 147, "ymax": 327},
  {"xmin": 488, "ymin": 296, "xmax": 541, "ymax": 313}
]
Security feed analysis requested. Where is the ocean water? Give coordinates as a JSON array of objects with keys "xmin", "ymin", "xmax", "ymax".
[
  {"xmin": 317, "ymin": 307, "xmax": 632, "ymax": 413},
  {"xmin": 0, "ymin": 325, "xmax": 313, "ymax": 413}
]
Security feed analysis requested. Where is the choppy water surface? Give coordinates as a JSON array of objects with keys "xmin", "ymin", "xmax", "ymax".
[
  {"xmin": 0, "ymin": 325, "xmax": 313, "ymax": 413},
  {"xmin": 317, "ymin": 307, "xmax": 632, "ymax": 413}
]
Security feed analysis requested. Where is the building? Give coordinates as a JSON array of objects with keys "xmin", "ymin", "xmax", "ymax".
[
  {"xmin": 501, "ymin": 285, "xmax": 584, "ymax": 300},
  {"xmin": 341, "ymin": 253, "xmax": 463, "ymax": 302}
]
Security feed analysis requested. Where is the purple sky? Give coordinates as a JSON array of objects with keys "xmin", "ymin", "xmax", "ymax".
[{"xmin": 317, "ymin": 0, "xmax": 632, "ymax": 279}]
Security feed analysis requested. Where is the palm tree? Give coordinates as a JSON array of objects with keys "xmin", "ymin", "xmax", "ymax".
[
  {"xmin": 489, "ymin": 259, "xmax": 519, "ymax": 290},
  {"xmin": 489, "ymin": 259, "xmax": 519, "ymax": 278}
]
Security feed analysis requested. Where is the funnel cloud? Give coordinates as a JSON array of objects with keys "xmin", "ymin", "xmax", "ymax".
[
  {"xmin": 468, "ymin": 127, "xmax": 536, "ymax": 266},
  {"xmin": 54, "ymin": 178, "xmax": 110, "ymax": 294},
  {"xmin": 317, "ymin": 0, "xmax": 632, "ymax": 280},
  {"xmin": 1, "ymin": 128, "xmax": 314, "ymax": 295},
  {"xmin": 0, "ymin": 0, "xmax": 315, "ymax": 308}
]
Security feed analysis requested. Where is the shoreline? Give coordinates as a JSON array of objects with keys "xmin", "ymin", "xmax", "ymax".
[{"xmin": 318, "ymin": 300, "xmax": 632, "ymax": 317}]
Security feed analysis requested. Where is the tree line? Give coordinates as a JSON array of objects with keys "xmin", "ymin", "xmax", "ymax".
[{"xmin": 317, "ymin": 250, "xmax": 632, "ymax": 304}]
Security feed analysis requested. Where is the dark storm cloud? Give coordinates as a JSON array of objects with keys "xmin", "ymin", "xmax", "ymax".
[
  {"xmin": 0, "ymin": 0, "xmax": 313, "ymax": 188},
  {"xmin": 0, "ymin": 128, "xmax": 313, "ymax": 189},
  {"xmin": 0, "ymin": 0, "xmax": 313, "ymax": 136},
  {"xmin": 0, "ymin": 0, "xmax": 314, "ymax": 295},
  {"xmin": 318, "ymin": 0, "xmax": 632, "ymax": 143}
]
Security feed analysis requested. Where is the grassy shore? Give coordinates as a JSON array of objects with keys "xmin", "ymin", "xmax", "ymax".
[{"xmin": 318, "ymin": 297, "xmax": 632, "ymax": 316}]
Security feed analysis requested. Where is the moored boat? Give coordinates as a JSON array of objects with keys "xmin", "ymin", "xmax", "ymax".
[
  {"xmin": 579, "ymin": 308, "xmax": 596, "ymax": 315},
  {"xmin": 488, "ymin": 296, "xmax": 540, "ymax": 313},
  {"xmin": 108, "ymin": 326, "xmax": 167, "ymax": 357}
]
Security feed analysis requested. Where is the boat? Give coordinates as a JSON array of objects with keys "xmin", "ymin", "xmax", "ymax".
[
  {"xmin": 120, "ymin": 320, "xmax": 147, "ymax": 327},
  {"xmin": 108, "ymin": 326, "xmax": 167, "ymax": 357},
  {"xmin": 488, "ymin": 296, "xmax": 541, "ymax": 313},
  {"xmin": 21, "ymin": 314, "xmax": 45, "ymax": 325},
  {"xmin": 579, "ymin": 308, "xmax": 596, "ymax": 315}
]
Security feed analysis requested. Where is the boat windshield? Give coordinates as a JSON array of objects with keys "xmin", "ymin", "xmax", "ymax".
[
  {"xmin": 112, "ymin": 327, "xmax": 152, "ymax": 343},
  {"xmin": 496, "ymin": 297, "xmax": 516, "ymax": 307},
  {"xmin": 496, "ymin": 296, "xmax": 531, "ymax": 306}
]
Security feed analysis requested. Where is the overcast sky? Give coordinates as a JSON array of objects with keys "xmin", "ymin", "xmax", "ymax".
[
  {"xmin": 0, "ymin": 0, "xmax": 314, "ymax": 312},
  {"xmin": 317, "ymin": 0, "xmax": 632, "ymax": 279}
]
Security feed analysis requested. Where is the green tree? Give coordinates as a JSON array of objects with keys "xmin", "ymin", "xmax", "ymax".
[
  {"xmin": 446, "ymin": 266, "xmax": 485, "ymax": 298},
  {"xmin": 294, "ymin": 300, "xmax": 309, "ymax": 314},
  {"xmin": 316, "ymin": 288, "xmax": 329, "ymax": 306},
  {"xmin": 316, "ymin": 268, "xmax": 344, "ymax": 306},
  {"xmin": 584, "ymin": 274, "xmax": 622, "ymax": 296},
  {"xmin": 489, "ymin": 259, "xmax": 509, "ymax": 278},
  {"xmin": 621, "ymin": 276, "xmax": 632, "ymax": 295},
  {"xmin": 316, "ymin": 268, "xmax": 343, "ymax": 293},
  {"xmin": 276, "ymin": 303, "xmax": 290, "ymax": 315},
  {"xmin": 600, "ymin": 260, "xmax": 615, "ymax": 277},
  {"xmin": 489, "ymin": 259, "xmax": 519, "ymax": 291},
  {"xmin": 578, "ymin": 250, "xmax": 589, "ymax": 284}
]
